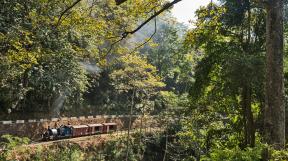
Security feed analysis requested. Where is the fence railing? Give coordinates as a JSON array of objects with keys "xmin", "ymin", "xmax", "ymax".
[{"xmin": 0, "ymin": 115, "xmax": 141, "ymax": 125}]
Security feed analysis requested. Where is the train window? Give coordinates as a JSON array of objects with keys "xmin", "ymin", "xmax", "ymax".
[
  {"xmin": 109, "ymin": 125, "xmax": 115, "ymax": 130},
  {"xmin": 95, "ymin": 126, "xmax": 100, "ymax": 132}
]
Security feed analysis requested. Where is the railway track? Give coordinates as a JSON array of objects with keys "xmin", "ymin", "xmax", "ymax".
[
  {"xmin": 28, "ymin": 131, "xmax": 124, "ymax": 146},
  {"xmin": 28, "ymin": 128, "xmax": 162, "ymax": 147},
  {"xmin": 0, "ymin": 128, "xmax": 163, "ymax": 156},
  {"xmin": 30, "ymin": 133, "xmax": 117, "ymax": 146}
]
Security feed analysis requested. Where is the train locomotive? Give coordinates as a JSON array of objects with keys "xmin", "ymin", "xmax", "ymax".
[{"xmin": 42, "ymin": 123, "xmax": 117, "ymax": 141}]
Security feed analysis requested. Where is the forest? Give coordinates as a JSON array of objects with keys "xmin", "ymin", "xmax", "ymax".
[{"xmin": 0, "ymin": 0, "xmax": 288, "ymax": 160}]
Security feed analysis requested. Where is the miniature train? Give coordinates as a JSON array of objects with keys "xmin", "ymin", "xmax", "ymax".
[{"xmin": 41, "ymin": 122, "xmax": 117, "ymax": 141}]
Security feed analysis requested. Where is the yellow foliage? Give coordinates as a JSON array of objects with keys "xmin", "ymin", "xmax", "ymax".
[
  {"xmin": 110, "ymin": 54, "xmax": 165, "ymax": 91},
  {"xmin": 7, "ymin": 50, "xmax": 38, "ymax": 71}
]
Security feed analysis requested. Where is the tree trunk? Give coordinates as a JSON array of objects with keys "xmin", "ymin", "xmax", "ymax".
[
  {"xmin": 126, "ymin": 89, "xmax": 135, "ymax": 161},
  {"xmin": 241, "ymin": 1, "xmax": 255, "ymax": 147},
  {"xmin": 242, "ymin": 85, "xmax": 255, "ymax": 147},
  {"xmin": 264, "ymin": 0, "xmax": 285, "ymax": 149}
]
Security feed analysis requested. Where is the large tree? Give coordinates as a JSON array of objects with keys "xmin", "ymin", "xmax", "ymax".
[{"xmin": 263, "ymin": 0, "xmax": 285, "ymax": 149}]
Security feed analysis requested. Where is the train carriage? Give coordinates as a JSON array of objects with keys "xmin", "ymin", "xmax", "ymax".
[
  {"xmin": 88, "ymin": 124, "xmax": 103, "ymax": 135},
  {"xmin": 71, "ymin": 125, "xmax": 89, "ymax": 137},
  {"xmin": 102, "ymin": 123, "xmax": 117, "ymax": 133}
]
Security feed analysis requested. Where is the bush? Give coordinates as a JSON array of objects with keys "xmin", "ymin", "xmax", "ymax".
[
  {"xmin": 0, "ymin": 134, "xmax": 30, "ymax": 149},
  {"xmin": 271, "ymin": 148, "xmax": 288, "ymax": 161},
  {"xmin": 203, "ymin": 145, "xmax": 263, "ymax": 161}
]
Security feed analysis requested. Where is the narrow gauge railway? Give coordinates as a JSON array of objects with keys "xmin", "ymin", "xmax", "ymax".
[
  {"xmin": 24, "ymin": 127, "xmax": 162, "ymax": 147},
  {"xmin": 41, "ymin": 122, "xmax": 117, "ymax": 141}
]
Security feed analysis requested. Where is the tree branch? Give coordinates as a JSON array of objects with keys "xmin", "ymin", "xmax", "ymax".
[
  {"xmin": 121, "ymin": 0, "xmax": 182, "ymax": 38},
  {"xmin": 106, "ymin": 0, "xmax": 182, "ymax": 55},
  {"xmin": 115, "ymin": 0, "xmax": 128, "ymax": 5},
  {"xmin": 129, "ymin": 12, "xmax": 157, "ymax": 54},
  {"xmin": 56, "ymin": 0, "xmax": 83, "ymax": 27}
]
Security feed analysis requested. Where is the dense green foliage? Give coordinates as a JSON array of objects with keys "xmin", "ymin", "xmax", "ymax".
[
  {"xmin": 161, "ymin": 1, "xmax": 288, "ymax": 160},
  {"xmin": 0, "ymin": 0, "xmax": 171, "ymax": 118},
  {"xmin": 1, "ymin": 0, "xmax": 288, "ymax": 160}
]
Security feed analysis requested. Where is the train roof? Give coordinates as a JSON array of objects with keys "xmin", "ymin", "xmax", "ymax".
[
  {"xmin": 71, "ymin": 125, "xmax": 89, "ymax": 128},
  {"xmin": 88, "ymin": 124, "xmax": 103, "ymax": 127},
  {"xmin": 103, "ymin": 122, "xmax": 117, "ymax": 125}
]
